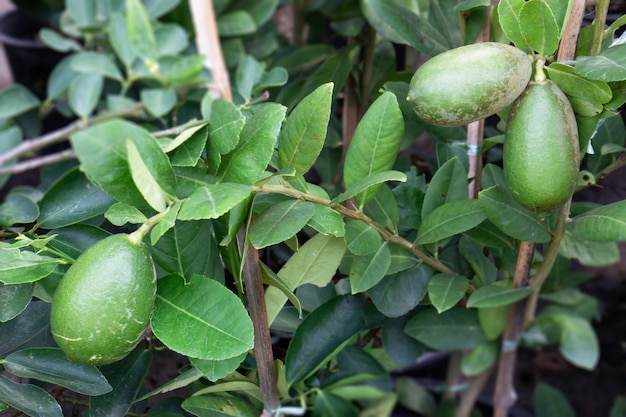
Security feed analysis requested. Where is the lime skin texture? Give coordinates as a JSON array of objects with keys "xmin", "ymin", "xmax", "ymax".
[
  {"xmin": 51, "ymin": 233, "xmax": 157, "ymax": 366},
  {"xmin": 503, "ymin": 79, "xmax": 580, "ymax": 212},
  {"xmin": 407, "ymin": 42, "xmax": 532, "ymax": 127}
]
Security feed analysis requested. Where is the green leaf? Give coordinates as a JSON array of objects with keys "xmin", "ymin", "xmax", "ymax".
[
  {"xmin": 547, "ymin": 62, "xmax": 612, "ymax": 104},
  {"xmin": 566, "ymin": 199, "xmax": 626, "ymax": 242},
  {"xmin": 343, "ymin": 92, "xmax": 404, "ymax": 206},
  {"xmin": 69, "ymin": 73, "xmax": 103, "ymax": 118},
  {"xmin": 364, "ymin": 185, "xmax": 400, "ymax": 232},
  {"xmin": 253, "ymin": 67, "xmax": 288, "ymax": 93},
  {"xmin": 265, "ymin": 234, "xmax": 347, "ymax": 325},
  {"xmin": 217, "ymin": 104, "xmax": 286, "ymax": 185},
  {"xmin": 545, "ymin": 313, "xmax": 599, "ymax": 370},
  {"xmin": 218, "ymin": 10, "xmax": 257, "ymax": 36},
  {"xmin": 141, "ymin": 88, "xmax": 177, "ymax": 117},
  {"xmin": 497, "ymin": 0, "xmax": 531, "ymax": 50},
  {"xmin": 454, "ymin": 0, "xmax": 490, "ymax": 12},
  {"xmin": 0, "ymin": 247, "xmax": 62, "ymax": 284},
  {"xmin": 190, "ymin": 353, "xmax": 247, "ymax": 382},
  {"xmin": 285, "ymin": 295, "xmax": 365, "ymax": 385},
  {"xmin": 89, "ymin": 348, "xmax": 152, "ymax": 417},
  {"xmin": 0, "ymin": 374, "xmax": 62, "ymax": 417},
  {"xmin": 308, "ymin": 204, "xmax": 346, "ymax": 237},
  {"xmin": 395, "ymin": 377, "xmax": 436, "ymax": 416},
  {"xmin": 150, "ymin": 200, "xmax": 181, "ymax": 246},
  {"xmin": 126, "ymin": 0, "xmax": 158, "ymax": 62},
  {"xmin": 135, "ymin": 367, "xmax": 203, "ymax": 403},
  {"xmin": 178, "ymin": 183, "xmax": 252, "ymax": 221},
  {"xmin": 428, "ymin": 274, "xmax": 469, "ymax": 313},
  {"xmin": 71, "ymin": 52, "xmax": 123, "ymax": 81},
  {"xmin": 108, "ymin": 13, "xmax": 135, "ymax": 66},
  {"xmin": 0, "ymin": 282, "xmax": 33, "ymax": 322},
  {"xmin": 126, "ymin": 139, "xmax": 171, "ymax": 212},
  {"xmin": 4, "ymin": 348, "xmax": 111, "ymax": 395},
  {"xmin": 478, "ymin": 305, "xmax": 508, "ymax": 340},
  {"xmin": 331, "ymin": 171, "xmax": 407, "ymax": 205},
  {"xmin": 71, "ymin": 119, "xmax": 176, "ymax": 208},
  {"xmin": 47, "ymin": 55, "xmax": 78, "ymax": 100},
  {"xmin": 534, "ymin": 383, "xmax": 576, "ymax": 417},
  {"xmin": 0, "ymin": 84, "xmax": 40, "ymax": 119},
  {"xmin": 66, "ymin": 0, "xmax": 96, "ymax": 27},
  {"xmin": 519, "ymin": 0, "xmax": 559, "ymax": 56},
  {"xmin": 0, "ymin": 190, "xmax": 40, "ymax": 227},
  {"xmin": 576, "ymin": 44, "xmax": 626, "ymax": 82},
  {"xmin": 38, "ymin": 167, "xmax": 116, "ymax": 229},
  {"xmin": 417, "ymin": 200, "xmax": 486, "ymax": 244},
  {"xmin": 610, "ymin": 396, "xmax": 626, "ymax": 417},
  {"xmin": 559, "ymin": 231, "xmax": 620, "ymax": 266},
  {"xmin": 467, "ymin": 282, "xmax": 532, "ymax": 308},
  {"xmin": 249, "ymin": 200, "xmax": 315, "ymax": 249},
  {"xmin": 349, "ymin": 243, "xmax": 391, "ymax": 293},
  {"xmin": 478, "ymin": 185, "xmax": 551, "ymax": 242},
  {"xmin": 39, "ymin": 28, "xmax": 81, "ymax": 52},
  {"xmin": 0, "ymin": 127, "xmax": 21, "ymax": 188},
  {"xmin": 422, "ymin": 157, "xmax": 468, "ymax": 218},
  {"xmin": 152, "ymin": 274, "xmax": 254, "ymax": 360},
  {"xmin": 278, "ymin": 83, "xmax": 333, "ymax": 176},
  {"xmin": 104, "ymin": 202, "xmax": 147, "ymax": 226},
  {"xmin": 344, "ymin": 219, "xmax": 382, "ymax": 256},
  {"xmin": 361, "ymin": 0, "xmax": 450, "ymax": 56},
  {"xmin": 0, "ymin": 301, "xmax": 50, "ymax": 357},
  {"xmin": 182, "ymin": 395, "xmax": 260, "ymax": 417},
  {"xmin": 155, "ymin": 23, "xmax": 189, "ymax": 56},
  {"xmin": 369, "ymin": 266, "xmax": 431, "ymax": 318},
  {"xmin": 313, "ymin": 391, "xmax": 359, "ymax": 417},
  {"xmin": 209, "ymin": 99, "xmax": 244, "ymax": 155},
  {"xmin": 151, "ymin": 220, "xmax": 224, "ymax": 282},
  {"xmin": 405, "ymin": 308, "xmax": 487, "ymax": 351},
  {"xmin": 461, "ymin": 340, "xmax": 498, "ymax": 376}
]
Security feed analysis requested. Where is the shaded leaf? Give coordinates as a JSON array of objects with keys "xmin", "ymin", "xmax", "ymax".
[
  {"xmin": 349, "ymin": 243, "xmax": 391, "ymax": 293},
  {"xmin": 534, "ymin": 383, "xmax": 576, "ymax": 417},
  {"xmin": 566, "ymin": 199, "xmax": 626, "ymax": 242},
  {"xmin": 69, "ymin": 73, "xmax": 103, "ymax": 118},
  {"xmin": 0, "ymin": 282, "xmax": 33, "ymax": 322},
  {"xmin": 249, "ymin": 200, "xmax": 315, "ymax": 249},
  {"xmin": 428, "ymin": 274, "xmax": 469, "ymax": 313},
  {"xmin": 182, "ymin": 395, "xmax": 260, "ymax": 417},
  {"xmin": 331, "ymin": 171, "xmax": 407, "ymax": 205},
  {"xmin": 190, "ymin": 353, "xmax": 247, "ymax": 382},
  {"xmin": 370, "ymin": 267, "xmax": 431, "ymax": 318},
  {"xmin": 576, "ymin": 44, "xmax": 626, "ymax": 82},
  {"xmin": 0, "ymin": 375, "xmax": 62, "ymax": 417},
  {"xmin": 467, "ymin": 282, "xmax": 532, "ymax": 308},
  {"xmin": 417, "ymin": 200, "xmax": 486, "ymax": 244},
  {"xmin": 0, "ymin": 84, "xmax": 40, "ymax": 119},
  {"xmin": 0, "ymin": 247, "xmax": 62, "ymax": 284},
  {"xmin": 405, "ymin": 308, "xmax": 487, "ymax": 351}
]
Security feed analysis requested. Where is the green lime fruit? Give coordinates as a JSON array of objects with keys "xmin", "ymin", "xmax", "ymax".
[
  {"xmin": 503, "ymin": 79, "xmax": 580, "ymax": 211},
  {"xmin": 51, "ymin": 233, "xmax": 156, "ymax": 365},
  {"xmin": 407, "ymin": 42, "xmax": 532, "ymax": 127}
]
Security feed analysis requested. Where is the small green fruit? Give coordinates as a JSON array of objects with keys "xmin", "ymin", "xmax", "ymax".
[
  {"xmin": 503, "ymin": 79, "xmax": 580, "ymax": 211},
  {"xmin": 51, "ymin": 233, "xmax": 156, "ymax": 365},
  {"xmin": 407, "ymin": 42, "xmax": 532, "ymax": 126}
]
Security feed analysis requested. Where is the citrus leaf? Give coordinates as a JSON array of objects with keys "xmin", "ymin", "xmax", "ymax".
[
  {"xmin": 135, "ymin": 367, "xmax": 203, "ymax": 402},
  {"xmin": 249, "ymin": 200, "xmax": 315, "ymax": 249},
  {"xmin": 285, "ymin": 295, "xmax": 365, "ymax": 385},
  {"xmin": 466, "ymin": 283, "xmax": 531, "ymax": 308},
  {"xmin": 104, "ymin": 202, "xmax": 148, "ymax": 226},
  {"xmin": 163, "ymin": 122, "xmax": 209, "ymax": 152},
  {"xmin": 331, "ymin": 171, "xmax": 407, "ymax": 205},
  {"xmin": 417, "ymin": 200, "xmax": 486, "ymax": 244},
  {"xmin": 576, "ymin": 44, "xmax": 626, "ymax": 82},
  {"xmin": 141, "ymin": 88, "xmax": 177, "ymax": 117},
  {"xmin": 0, "ymin": 375, "xmax": 62, "ymax": 417},
  {"xmin": 71, "ymin": 51, "xmax": 123, "ymax": 81},
  {"xmin": 126, "ymin": 139, "xmax": 171, "ymax": 213},
  {"xmin": 428, "ymin": 274, "xmax": 469, "ymax": 313},
  {"xmin": 421, "ymin": 157, "xmax": 468, "ymax": 218},
  {"xmin": 405, "ymin": 308, "xmax": 487, "ymax": 351},
  {"xmin": 0, "ymin": 301, "xmax": 50, "ymax": 357},
  {"xmin": 190, "ymin": 353, "xmax": 247, "ymax": 382},
  {"xmin": 546, "ymin": 62, "xmax": 612, "ymax": 104},
  {"xmin": 182, "ymin": 395, "xmax": 260, "ymax": 417},
  {"xmin": 4, "ymin": 348, "xmax": 112, "ymax": 395},
  {"xmin": 534, "ymin": 383, "xmax": 576, "ymax": 417},
  {"xmin": 178, "ymin": 183, "xmax": 252, "ymax": 221},
  {"xmin": 152, "ymin": 274, "xmax": 254, "ymax": 360},
  {"xmin": 0, "ymin": 282, "xmax": 33, "ymax": 322},
  {"xmin": 278, "ymin": 82, "xmax": 333, "ymax": 176},
  {"xmin": 461, "ymin": 340, "xmax": 498, "ymax": 376},
  {"xmin": 545, "ymin": 313, "xmax": 599, "ymax": 370},
  {"xmin": 566, "ymin": 199, "xmax": 626, "ymax": 242},
  {"xmin": 0, "ymin": 84, "xmax": 40, "ymax": 119},
  {"xmin": 38, "ymin": 168, "xmax": 116, "ymax": 229},
  {"xmin": 344, "ymin": 219, "xmax": 382, "ymax": 256},
  {"xmin": 343, "ymin": 92, "xmax": 404, "ymax": 206},
  {"xmin": 519, "ymin": 0, "xmax": 559, "ymax": 56},
  {"xmin": 349, "ymin": 243, "xmax": 391, "ymax": 293},
  {"xmin": 369, "ymin": 267, "xmax": 431, "ymax": 318},
  {"xmin": 68, "ymin": 73, "xmax": 103, "ymax": 118},
  {"xmin": 265, "ymin": 234, "xmax": 347, "ymax": 325},
  {"xmin": 149, "ymin": 200, "xmax": 181, "ymax": 246},
  {"xmin": 0, "ymin": 248, "xmax": 62, "ymax": 284},
  {"xmin": 126, "ymin": 0, "xmax": 157, "ymax": 62}
]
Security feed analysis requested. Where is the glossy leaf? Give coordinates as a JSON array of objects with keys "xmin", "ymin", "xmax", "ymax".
[
  {"xmin": 313, "ymin": 391, "xmax": 359, "ymax": 417},
  {"xmin": 497, "ymin": 0, "xmax": 531, "ymax": 50},
  {"xmin": 343, "ymin": 92, "xmax": 404, "ymax": 206},
  {"xmin": 546, "ymin": 313, "xmax": 599, "ymax": 370},
  {"xmin": 576, "ymin": 44, "xmax": 626, "ymax": 82},
  {"xmin": 155, "ymin": 23, "xmax": 189, "ymax": 56},
  {"xmin": 428, "ymin": 274, "xmax": 469, "ymax": 313},
  {"xmin": 0, "ymin": 84, "xmax": 40, "ymax": 119},
  {"xmin": 478, "ymin": 305, "xmax": 508, "ymax": 340},
  {"xmin": 190, "ymin": 353, "xmax": 247, "ymax": 382},
  {"xmin": 308, "ymin": 204, "xmax": 346, "ymax": 237},
  {"xmin": 135, "ymin": 367, "xmax": 203, "ymax": 403},
  {"xmin": 344, "ymin": 219, "xmax": 382, "ymax": 256},
  {"xmin": 0, "ymin": 247, "xmax": 62, "ymax": 284},
  {"xmin": 89, "ymin": 348, "xmax": 152, "ymax": 417},
  {"xmin": 141, "ymin": 88, "xmax": 177, "ymax": 117},
  {"xmin": 405, "ymin": 308, "xmax": 487, "ymax": 351},
  {"xmin": 467, "ymin": 282, "xmax": 531, "ymax": 308},
  {"xmin": 178, "ymin": 183, "xmax": 252, "ymax": 221},
  {"xmin": 126, "ymin": 139, "xmax": 171, "ymax": 212},
  {"xmin": 349, "ymin": 243, "xmax": 391, "ymax": 293},
  {"xmin": 0, "ymin": 301, "xmax": 50, "ymax": 357},
  {"xmin": 461, "ymin": 340, "xmax": 498, "ymax": 376},
  {"xmin": 566, "ymin": 199, "xmax": 626, "ymax": 242},
  {"xmin": 0, "ymin": 375, "xmax": 62, "ymax": 417},
  {"xmin": 47, "ymin": 55, "xmax": 77, "ymax": 100},
  {"xmin": 265, "ymin": 234, "xmax": 347, "ymax": 325},
  {"xmin": 150, "ymin": 200, "xmax": 181, "ymax": 246},
  {"xmin": 559, "ymin": 231, "xmax": 619, "ymax": 267},
  {"xmin": 152, "ymin": 274, "xmax": 254, "ymax": 360},
  {"xmin": 361, "ymin": 0, "xmax": 449, "ymax": 56},
  {"xmin": 332, "ymin": 171, "xmax": 407, "ymax": 205},
  {"xmin": 369, "ymin": 267, "xmax": 430, "ymax": 318},
  {"xmin": 0, "ymin": 191, "xmax": 40, "ymax": 227},
  {"xmin": 69, "ymin": 73, "xmax": 103, "ymax": 118},
  {"xmin": 217, "ymin": 104, "xmax": 286, "ymax": 185},
  {"xmin": 382, "ymin": 318, "xmax": 427, "ymax": 366},
  {"xmin": 364, "ymin": 185, "xmax": 400, "ymax": 231},
  {"xmin": 478, "ymin": 185, "xmax": 551, "ymax": 242},
  {"xmin": 417, "ymin": 200, "xmax": 486, "ymax": 244},
  {"xmin": 0, "ymin": 127, "xmax": 21, "ymax": 188},
  {"xmin": 209, "ymin": 99, "xmax": 244, "ymax": 155},
  {"xmin": 546, "ymin": 62, "xmax": 612, "ymax": 104},
  {"xmin": 71, "ymin": 119, "xmax": 176, "ymax": 208},
  {"xmin": 217, "ymin": 10, "xmax": 257, "ymax": 36},
  {"xmin": 534, "ymin": 383, "xmax": 576, "ymax": 417},
  {"xmin": 38, "ymin": 167, "xmax": 116, "ymax": 229},
  {"xmin": 519, "ymin": 0, "xmax": 559, "ymax": 56},
  {"xmin": 0, "ymin": 282, "xmax": 33, "ymax": 322},
  {"xmin": 104, "ymin": 202, "xmax": 147, "ymax": 226},
  {"xmin": 151, "ymin": 220, "xmax": 224, "ymax": 282},
  {"xmin": 285, "ymin": 295, "xmax": 365, "ymax": 385},
  {"xmin": 278, "ymin": 83, "xmax": 333, "ymax": 176},
  {"xmin": 4, "ymin": 348, "xmax": 111, "ymax": 395},
  {"xmin": 249, "ymin": 200, "xmax": 315, "ymax": 249},
  {"xmin": 168, "ymin": 125, "xmax": 209, "ymax": 167},
  {"xmin": 395, "ymin": 377, "xmax": 436, "ymax": 416},
  {"xmin": 40, "ymin": 28, "xmax": 81, "ymax": 52},
  {"xmin": 182, "ymin": 395, "xmax": 260, "ymax": 417},
  {"xmin": 48, "ymin": 225, "xmax": 110, "ymax": 260},
  {"xmin": 422, "ymin": 157, "xmax": 468, "ymax": 218},
  {"xmin": 71, "ymin": 52, "xmax": 123, "ymax": 81}
]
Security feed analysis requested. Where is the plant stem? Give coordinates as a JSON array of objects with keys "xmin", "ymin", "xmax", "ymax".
[
  {"xmin": 557, "ymin": 0, "xmax": 587, "ymax": 61},
  {"xmin": 590, "ymin": 0, "xmax": 610, "ymax": 56},
  {"xmin": 0, "ymin": 104, "xmax": 143, "ymax": 167},
  {"xmin": 0, "ymin": 149, "xmax": 75, "ymax": 175},
  {"xmin": 358, "ymin": 25, "xmax": 378, "ymax": 119},
  {"xmin": 492, "ymin": 240, "xmax": 535, "ymax": 417},
  {"xmin": 455, "ymin": 367, "xmax": 494, "ymax": 417},
  {"xmin": 254, "ymin": 183, "xmax": 457, "ymax": 275}
]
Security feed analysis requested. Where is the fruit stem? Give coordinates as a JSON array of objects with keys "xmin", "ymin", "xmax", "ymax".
[
  {"xmin": 534, "ymin": 58, "xmax": 546, "ymax": 82},
  {"xmin": 128, "ymin": 204, "xmax": 173, "ymax": 245}
]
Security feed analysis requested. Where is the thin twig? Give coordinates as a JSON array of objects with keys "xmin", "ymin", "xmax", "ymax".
[
  {"xmin": 590, "ymin": 0, "xmax": 610, "ymax": 56},
  {"xmin": 557, "ymin": 0, "xmax": 586, "ymax": 61},
  {"xmin": 0, "ymin": 149, "xmax": 75, "ymax": 175}
]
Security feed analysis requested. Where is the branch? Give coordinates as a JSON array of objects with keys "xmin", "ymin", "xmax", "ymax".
[{"xmin": 0, "ymin": 149, "xmax": 75, "ymax": 175}]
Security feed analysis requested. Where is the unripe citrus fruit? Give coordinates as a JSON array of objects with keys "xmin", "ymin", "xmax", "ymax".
[
  {"xmin": 407, "ymin": 42, "xmax": 532, "ymax": 126},
  {"xmin": 503, "ymin": 79, "xmax": 579, "ymax": 211},
  {"xmin": 51, "ymin": 233, "xmax": 156, "ymax": 365}
]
